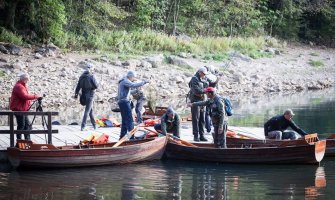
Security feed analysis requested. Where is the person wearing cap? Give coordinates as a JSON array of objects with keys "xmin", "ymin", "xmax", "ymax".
[
  {"xmin": 74, "ymin": 62, "xmax": 99, "ymax": 131},
  {"xmin": 10, "ymin": 73, "xmax": 41, "ymax": 140},
  {"xmin": 154, "ymin": 107, "xmax": 181, "ymax": 138},
  {"xmin": 264, "ymin": 109, "xmax": 308, "ymax": 140},
  {"xmin": 188, "ymin": 87, "xmax": 228, "ymax": 148},
  {"xmin": 188, "ymin": 66, "xmax": 209, "ymax": 141},
  {"xmin": 117, "ymin": 71, "xmax": 149, "ymax": 139}
]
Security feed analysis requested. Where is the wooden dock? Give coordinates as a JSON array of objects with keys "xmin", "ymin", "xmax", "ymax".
[{"xmin": 0, "ymin": 123, "xmax": 265, "ymax": 150}]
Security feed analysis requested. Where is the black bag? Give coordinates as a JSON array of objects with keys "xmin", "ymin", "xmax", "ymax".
[{"xmin": 79, "ymin": 94, "xmax": 86, "ymax": 106}]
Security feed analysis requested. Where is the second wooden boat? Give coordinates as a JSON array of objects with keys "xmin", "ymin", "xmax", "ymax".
[{"xmin": 165, "ymin": 137, "xmax": 326, "ymax": 164}]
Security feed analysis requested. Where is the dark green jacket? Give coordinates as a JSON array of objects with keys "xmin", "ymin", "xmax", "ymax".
[{"xmin": 160, "ymin": 113, "xmax": 181, "ymax": 135}]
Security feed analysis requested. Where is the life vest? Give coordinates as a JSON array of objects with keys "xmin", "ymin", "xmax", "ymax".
[
  {"xmin": 81, "ymin": 133, "xmax": 109, "ymax": 145},
  {"xmin": 96, "ymin": 119, "xmax": 106, "ymax": 127},
  {"xmin": 93, "ymin": 133, "xmax": 109, "ymax": 144},
  {"xmin": 144, "ymin": 118, "xmax": 160, "ymax": 127}
]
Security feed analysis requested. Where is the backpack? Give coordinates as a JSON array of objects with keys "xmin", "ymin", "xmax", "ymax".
[
  {"xmin": 80, "ymin": 76, "xmax": 93, "ymax": 90},
  {"xmin": 104, "ymin": 119, "xmax": 113, "ymax": 127},
  {"xmin": 223, "ymin": 98, "xmax": 233, "ymax": 116}
]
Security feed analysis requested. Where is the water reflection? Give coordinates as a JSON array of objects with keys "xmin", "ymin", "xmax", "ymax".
[{"xmin": 0, "ymin": 160, "xmax": 331, "ymax": 200}]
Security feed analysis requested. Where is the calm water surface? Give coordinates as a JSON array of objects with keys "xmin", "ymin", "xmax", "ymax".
[
  {"xmin": 0, "ymin": 160, "xmax": 334, "ymax": 200},
  {"xmin": 0, "ymin": 89, "xmax": 335, "ymax": 200}
]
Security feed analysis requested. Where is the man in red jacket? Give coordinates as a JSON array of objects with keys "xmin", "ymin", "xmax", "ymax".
[{"xmin": 10, "ymin": 73, "xmax": 40, "ymax": 140}]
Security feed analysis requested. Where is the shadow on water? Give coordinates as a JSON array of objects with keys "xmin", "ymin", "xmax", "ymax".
[{"xmin": 0, "ymin": 159, "xmax": 335, "ymax": 200}]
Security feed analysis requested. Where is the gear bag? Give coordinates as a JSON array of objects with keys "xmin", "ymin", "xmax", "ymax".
[{"xmin": 223, "ymin": 98, "xmax": 233, "ymax": 116}]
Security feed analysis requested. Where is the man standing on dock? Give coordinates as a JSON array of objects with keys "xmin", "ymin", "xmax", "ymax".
[
  {"xmin": 188, "ymin": 87, "xmax": 228, "ymax": 148},
  {"xmin": 117, "ymin": 71, "xmax": 149, "ymax": 139},
  {"xmin": 10, "ymin": 73, "xmax": 41, "ymax": 141},
  {"xmin": 188, "ymin": 67, "xmax": 209, "ymax": 142},
  {"xmin": 74, "ymin": 62, "xmax": 99, "ymax": 131},
  {"xmin": 264, "ymin": 109, "xmax": 308, "ymax": 140}
]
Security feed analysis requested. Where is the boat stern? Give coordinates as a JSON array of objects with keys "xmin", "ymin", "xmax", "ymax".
[{"xmin": 315, "ymin": 140, "xmax": 327, "ymax": 162}]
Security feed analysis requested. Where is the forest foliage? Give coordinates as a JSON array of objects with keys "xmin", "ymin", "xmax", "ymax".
[{"xmin": 0, "ymin": 0, "xmax": 334, "ymax": 52}]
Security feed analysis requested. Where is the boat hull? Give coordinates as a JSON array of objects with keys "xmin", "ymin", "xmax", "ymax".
[
  {"xmin": 165, "ymin": 140, "xmax": 326, "ymax": 164},
  {"xmin": 325, "ymin": 139, "xmax": 335, "ymax": 156},
  {"xmin": 7, "ymin": 136, "xmax": 167, "ymax": 168},
  {"xmin": 227, "ymin": 137, "xmax": 335, "ymax": 157}
]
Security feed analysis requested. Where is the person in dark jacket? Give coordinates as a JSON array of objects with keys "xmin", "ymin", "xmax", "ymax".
[
  {"xmin": 74, "ymin": 63, "xmax": 98, "ymax": 131},
  {"xmin": 130, "ymin": 87, "xmax": 146, "ymax": 124},
  {"xmin": 10, "ymin": 73, "xmax": 41, "ymax": 140},
  {"xmin": 204, "ymin": 65, "xmax": 219, "ymax": 134},
  {"xmin": 189, "ymin": 87, "xmax": 228, "ymax": 148},
  {"xmin": 189, "ymin": 66, "xmax": 209, "ymax": 141},
  {"xmin": 117, "ymin": 71, "xmax": 149, "ymax": 139},
  {"xmin": 264, "ymin": 109, "xmax": 308, "ymax": 140},
  {"xmin": 154, "ymin": 107, "xmax": 180, "ymax": 138}
]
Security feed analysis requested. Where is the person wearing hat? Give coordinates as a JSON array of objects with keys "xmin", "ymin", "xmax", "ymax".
[
  {"xmin": 10, "ymin": 73, "xmax": 42, "ymax": 141},
  {"xmin": 188, "ymin": 87, "xmax": 228, "ymax": 148},
  {"xmin": 264, "ymin": 109, "xmax": 308, "ymax": 140},
  {"xmin": 117, "ymin": 70, "xmax": 149, "ymax": 139},
  {"xmin": 188, "ymin": 66, "xmax": 209, "ymax": 141},
  {"xmin": 74, "ymin": 62, "xmax": 99, "ymax": 131},
  {"xmin": 154, "ymin": 107, "xmax": 181, "ymax": 138}
]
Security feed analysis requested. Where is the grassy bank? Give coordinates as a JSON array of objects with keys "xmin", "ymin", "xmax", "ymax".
[{"xmin": 1, "ymin": 29, "xmax": 282, "ymax": 59}]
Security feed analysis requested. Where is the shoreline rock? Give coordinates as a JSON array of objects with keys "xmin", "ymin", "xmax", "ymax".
[{"xmin": 0, "ymin": 43, "xmax": 334, "ymax": 110}]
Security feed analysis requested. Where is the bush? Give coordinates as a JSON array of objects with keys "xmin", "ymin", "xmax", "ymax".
[
  {"xmin": 0, "ymin": 28, "xmax": 23, "ymax": 45},
  {"xmin": 308, "ymin": 60, "xmax": 324, "ymax": 68}
]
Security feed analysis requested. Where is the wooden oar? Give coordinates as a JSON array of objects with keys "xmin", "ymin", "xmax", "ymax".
[
  {"xmin": 144, "ymin": 127, "xmax": 197, "ymax": 147},
  {"xmin": 167, "ymin": 134, "xmax": 198, "ymax": 147},
  {"xmin": 113, "ymin": 125, "xmax": 140, "ymax": 148},
  {"xmin": 227, "ymin": 128, "xmax": 258, "ymax": 139}
]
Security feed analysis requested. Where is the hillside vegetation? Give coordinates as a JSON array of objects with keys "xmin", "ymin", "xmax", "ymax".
[{"xmin": 0, "ymin": 0, "xmax": 334, "ymax": 55}]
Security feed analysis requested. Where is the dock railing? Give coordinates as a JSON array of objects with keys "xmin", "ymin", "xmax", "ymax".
[{"xmin": 0, "ymin": 111, "xmax": 59, "ymax": 147}]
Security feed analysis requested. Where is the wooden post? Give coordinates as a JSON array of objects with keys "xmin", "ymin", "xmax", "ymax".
[
  {"xmin": 8, "ymin": 97, "xmax": 10, "ymax": 126},
  {"xmin": 9, "ymin": 112, "xmax": 14, "ymax": 147},
  {"xmin": 47, "ymin": 112, "xmax": 52, "ymax": 144}
]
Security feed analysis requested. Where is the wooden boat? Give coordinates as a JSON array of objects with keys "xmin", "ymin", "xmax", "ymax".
[
  {"xmin": 325, "ymin": 134, "xmax": 335, "ymax": 156},
  {"xmin": 7, "ymin": 136, "xmax": 168, "ymax": 169},
  {"xmin": 227, "ymin": 133, "xmax": 335, "ymax": 157},
  {"xmin": 165, "ymin": 137, "xmax": 326, "ymax": 164}
]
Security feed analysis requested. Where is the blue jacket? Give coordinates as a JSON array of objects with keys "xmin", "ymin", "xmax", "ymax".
[
  {"xmin": 264, "ymin": 115, "xmax": 307, "ymax": 137},
  {"xmin": 117, "ymin": 78, "xmax": 146, "ymax": 102}
]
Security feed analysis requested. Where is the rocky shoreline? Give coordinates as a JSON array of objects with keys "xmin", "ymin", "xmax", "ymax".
[{"xmin": 0, "ymin": 43, "xmax": 334, "ymax": 111}]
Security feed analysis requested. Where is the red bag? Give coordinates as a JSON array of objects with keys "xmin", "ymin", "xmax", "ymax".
[{"xmin": 144, "ymin": 118, "xmax": 160, "ymax": 127}]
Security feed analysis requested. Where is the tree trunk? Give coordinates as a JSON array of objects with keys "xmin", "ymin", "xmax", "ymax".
[
  {"xmin": 172, "ymin": 0, "xmax": 180, "ymax": 35},
  {"xmin": 5, "ymin": 0, "xmax": 19, "ymax": 31}
]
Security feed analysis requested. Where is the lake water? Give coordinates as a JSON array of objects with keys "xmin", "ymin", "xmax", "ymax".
[{"xmin": 0, "ymin": 88, "xmax": 335, "ymax": 200}]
